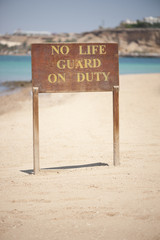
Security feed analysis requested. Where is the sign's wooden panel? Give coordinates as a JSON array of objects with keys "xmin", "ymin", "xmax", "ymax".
[{"xmin": 32, "ymin": 43, "xmax": 119, "ymax": 93}]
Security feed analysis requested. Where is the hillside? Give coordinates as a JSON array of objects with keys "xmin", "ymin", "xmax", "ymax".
[{"xmin": 0, "ymin": 28, "xmax": 160, "ymax": 57}]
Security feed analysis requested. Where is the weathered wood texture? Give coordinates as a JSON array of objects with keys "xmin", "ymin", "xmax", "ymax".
[
  {"xmin": 113, "ymin": 86, "xmax": 120, "ymax": 166},
  {"xmin": 33, "ymin": 87, "xmax": 40, "ymax": 174},
  {"xmin": 32, "ymin": 43, "xmax": 120, "ymax": 169},
  {"xmin": 32, "ymin": 43, "xmax": 119, "ymax": 93}
]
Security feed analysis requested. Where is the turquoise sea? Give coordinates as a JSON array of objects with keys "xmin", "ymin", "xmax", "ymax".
[{"xmin": 0, "ymin": 55, "xmax": 160, "ymax": 91}]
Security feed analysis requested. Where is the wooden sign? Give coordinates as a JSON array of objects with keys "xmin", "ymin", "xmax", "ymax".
[
  {"xmin": 32, "ymin": 43, "xmax": 119, "ymax": 174},
  {"xmin": 32, "ymin": 43, "xmax": 119, "ymax": 93}
]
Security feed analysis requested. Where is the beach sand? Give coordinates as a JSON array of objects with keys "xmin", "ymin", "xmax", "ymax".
[{"xmin": 0, "ymin": 73, "xmax": 160, "ymax": 240}]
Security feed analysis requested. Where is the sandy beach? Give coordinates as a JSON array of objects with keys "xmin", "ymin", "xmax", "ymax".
[{"xmin": 0, "ymin": 73, "xmax": 160, "ymax": 240}]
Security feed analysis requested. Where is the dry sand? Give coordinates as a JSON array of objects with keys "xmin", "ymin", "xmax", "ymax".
[{"xmin": 0, "ymin": 73, "xmax": 160, "ymax": 240}]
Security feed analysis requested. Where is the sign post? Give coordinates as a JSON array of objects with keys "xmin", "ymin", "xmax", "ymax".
[
  {"xmin": 33, "ymin": 87, "xmax": 39, "ymax": 174},
  {"xmin": 32, "ymin": 43, "xmax": 119, "ymax": 174},
  {"xmin": 113, "ymin": 86, "xmax": 119, "ymax": 166}
]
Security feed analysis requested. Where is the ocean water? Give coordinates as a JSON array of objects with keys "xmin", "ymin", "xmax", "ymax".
[
  {"xmin": 0, "ymin": 55, "xmax": 160, "ymax": 84},
  {"xmin": 119, "ymin": 57, "xmax": 160, "ymax": 74},
  {"xmin": 0, "ymin": 55, "xmax": 31, "ymax": 82}
]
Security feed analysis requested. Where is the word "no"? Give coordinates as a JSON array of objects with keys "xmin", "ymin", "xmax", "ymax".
[{"xmin": 51, "ymin": 45, "xmax": 69, "ymax": 55}]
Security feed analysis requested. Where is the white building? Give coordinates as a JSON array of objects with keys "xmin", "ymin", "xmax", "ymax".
[
  {"xmin": 14, "ymin": 29, "xmax": 51, "ymax": 36},
  {"xmin": 124, "ymin": 19, "xmax": 137, "ymax": 25},
  {"xmin": 143, "ymin": 16, "xmax": 160, "ymax": 24},
  {"xmin": 120, "ymin": 16, "xmax": 160, "ymax": 26}
]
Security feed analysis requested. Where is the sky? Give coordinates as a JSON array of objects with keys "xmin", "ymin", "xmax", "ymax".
[{"xmin": 0, "ymin": 0, "xmax": 160, "ymax": 34}]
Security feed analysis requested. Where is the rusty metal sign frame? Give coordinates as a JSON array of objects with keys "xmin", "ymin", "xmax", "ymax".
[{"xmin": 32, "ymin": 43, "xmax": 120, "ymax": 174}]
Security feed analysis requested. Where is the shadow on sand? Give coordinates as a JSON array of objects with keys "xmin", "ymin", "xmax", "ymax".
[{"xmin": 21, "ymin": 162, "xmax": 109, "ymax": 175}]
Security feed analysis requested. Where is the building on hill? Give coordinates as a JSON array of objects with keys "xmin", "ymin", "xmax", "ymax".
[
  {"xmin": 14, "ymin": 29, "xmax": 51, "ymax": 36},
  {"xmin": 120, "ymin": 16, "xmax": 160, "ymax": 28},
  {"xmin": 143, "ymin": 16, "xmax": 160, "ymax": 24}
]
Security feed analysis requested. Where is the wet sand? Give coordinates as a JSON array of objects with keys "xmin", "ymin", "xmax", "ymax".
[{"xmin": 0, "ymin": 73, "xmax": 160, "ymax": 240}]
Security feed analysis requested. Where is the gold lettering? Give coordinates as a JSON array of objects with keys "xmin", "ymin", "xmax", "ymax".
[
  {"xmin": 99, "ymin": 45, "xmax": 106, "ymax": 54},
  {"xmin": 86, "ymin": 73, "xmax": 93, "ymax": 82},
  {"xmin": 87, "ymin": 45, "xmax": 91, "ymax": 55},
  {"xmin": 77, "ymin": 73, "xmax": 85, "ymax": 82},
  {"xmin": 79, "ymin": 45, "xmax": 86, "ymax": 55},
  {"xmin": 48, "ymin": 73, "xmax": 65, "ymax": 83},
  {"xmin": 51, "ymin": 45, "xmax": 60, "ymax": 55},
  {"xmin": 77, "ymin": 72, "xmax": 110, "ymax": 83},
  {"xmin": 57, "ymin": 60, "xmax": 65, "ymax": 69},
  {"xmin": 92, "ymin": 45, "xmax": 98, "ymax": 54},
  {"xmin": 84, "ymin": 59, "xmax": 92, "ymax": 68},
  {"xmin": 79, "ymin": 45, "xmax": 106, "ymax": 55},
  {"xmin": 48, "ymin": 73, "xmax": 57, "ymax": 83},
  {"xmin": 94, "ymin": 72, "xmax": 101, "ymax": 81},
  {"xmin": 103, "ymin": 72, "xmax": 110, "ymax": 81},
  {"xmin": 93, "ymin": 59, "xmax": 101, "ymax": 68},
  {"xmin": 67, "ymin": 60, "xmax": 74, "ymax": 69},
  {"xmin": 51, "ymin": 45, "xmax": 69, "ymax": 55},
  {"xmin": 57, "ymin": 59, "xmax": 101, "ymax": 70},
  {"xmin": 75, "ymin": 60, "xmax": 83, "ymax": 69},
  {"xmin": 60, "ymin": 45, "xmax": 69, "ymax": 55},
  {"xmin": 58, "ymin": 73, "xmax": 66, "ymax": 82}
]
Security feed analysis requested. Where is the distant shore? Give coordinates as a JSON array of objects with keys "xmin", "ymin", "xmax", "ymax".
[
  {"xmin": 1, "ymin": 53, "xmax": 160, "ymax": 57},
  {"xmin": 120, "ymin": 53, "xmax": 160, "ymax": 58},
  {"xmin": 1, "ymin": 72, "xmax": 160, "ymax": 96},
  {"xmin": 0, "ymin": 28, "xmax": 160, "ymax": 56}
]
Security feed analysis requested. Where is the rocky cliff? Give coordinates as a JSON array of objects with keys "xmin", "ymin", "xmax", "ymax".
[
  {"xmin": 77, "ymin": 28, "xmax": 160, "ymax": 57},
  {"xmin": 0, "ymin": 28, "xmax": 160, "ymax": 56}
]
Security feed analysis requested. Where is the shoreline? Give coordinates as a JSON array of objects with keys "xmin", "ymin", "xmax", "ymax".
[
  {"xmin": 1, "ymin": 72, "xmax": 160, "ymax": 96},
  {"xmin": 0, "ymin": 81, "xmax": 31, "ymax": 96}
]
